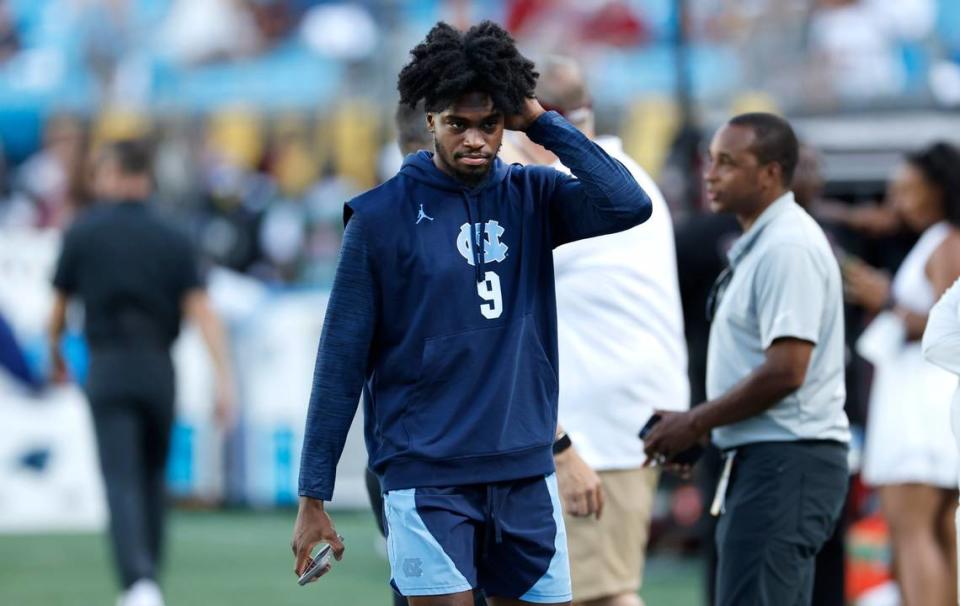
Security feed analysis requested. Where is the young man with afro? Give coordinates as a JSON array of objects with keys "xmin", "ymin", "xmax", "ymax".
[{"xmin": 291, "ymin": 21, "xmax": 652, "ymax": 606}]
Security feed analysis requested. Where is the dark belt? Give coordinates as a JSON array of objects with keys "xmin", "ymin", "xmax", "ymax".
[{"xmin": 721, "ymin": 438, "xmax": 847, "ymax": 455}]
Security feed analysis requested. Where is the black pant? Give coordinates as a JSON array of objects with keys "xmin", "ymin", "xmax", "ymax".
[
  {"xmin": 715, "ymin": 441, "xmax": 848, "ymax": 606},
  {"xmin": 86, "ymin": 349, "xmax": 175, "ymax": 589}
]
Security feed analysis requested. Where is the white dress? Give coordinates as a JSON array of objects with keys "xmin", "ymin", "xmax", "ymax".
[{"xmin": 862, "ymin": 222, "xmax": 959, "ymax": 488}]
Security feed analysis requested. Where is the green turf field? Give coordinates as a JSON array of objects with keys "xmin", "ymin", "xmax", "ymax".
[{"xmin": 0, "ymin": 510, "xmax": 702, "ymax": 605}]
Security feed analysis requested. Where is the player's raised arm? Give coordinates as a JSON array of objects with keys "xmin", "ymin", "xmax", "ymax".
[{"xmin": 509, "ymin": 98, "xmax": 652, "ymax": 246}]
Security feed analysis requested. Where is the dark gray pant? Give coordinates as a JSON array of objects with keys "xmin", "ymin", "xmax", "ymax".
[
  {"xmin": 715, "ymin": 441, "xmax": 848, "ymax": 606},
  {"xmin": 86, "ymin": 349, "xmax": 175, "ymax": 590}
]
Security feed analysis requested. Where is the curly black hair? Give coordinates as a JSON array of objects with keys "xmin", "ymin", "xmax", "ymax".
[
  {"xmin": 907, "ymin": 141, "xmax": 960, "ymax": 228},
  {"xmin": 397, "ymin": 21, "xmax": 538, "ymax": 114}
]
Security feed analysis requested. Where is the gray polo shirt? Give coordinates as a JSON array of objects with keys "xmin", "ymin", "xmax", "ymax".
[{"xmin": 708, "ymin": 192, "xmax": 850, "ymax": 449}]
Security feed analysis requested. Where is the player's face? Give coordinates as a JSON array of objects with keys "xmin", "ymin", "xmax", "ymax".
[
  {"xmin": 428, "ymin": 92, "xmax": 504, "ymax": 186},
  {"xmin": 703, "ymin": 124, "xmax": 770, "ymax": 216},
  {"xmin": 890, "ymin": 161, "xmax": 944, "ymax": 233}
]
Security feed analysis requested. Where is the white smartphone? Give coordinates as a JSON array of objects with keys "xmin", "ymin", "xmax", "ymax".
[{"xmin": 297, "ymin": 536, "xmax": 342, "ymax": 586}]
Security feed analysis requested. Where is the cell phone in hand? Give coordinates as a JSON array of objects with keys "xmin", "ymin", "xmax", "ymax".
[
  {"xmin": 638, "ymin": 414, "xmax": 704, "ymax": 466},
  {"xmin": 297, "ymin": 536, "xmax": 343, "ymax": 586}
]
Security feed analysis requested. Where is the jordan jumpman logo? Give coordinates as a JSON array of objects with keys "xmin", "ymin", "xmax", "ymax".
[{"xmin": 416, "ymin": 204, "xmax": 434, "ymax": 224}]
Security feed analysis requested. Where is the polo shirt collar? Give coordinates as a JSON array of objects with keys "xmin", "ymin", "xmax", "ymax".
[{"xmin": 727, "ymin": 191, "xmax": 795, "ymax": 268}]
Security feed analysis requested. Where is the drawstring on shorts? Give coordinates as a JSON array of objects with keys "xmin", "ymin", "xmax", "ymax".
[{"xmin": 482, "ymin": 483, "xmax": 507, "ymax": 558}]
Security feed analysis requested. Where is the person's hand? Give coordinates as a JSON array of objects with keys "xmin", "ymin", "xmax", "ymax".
[
  {"xmin": 846, "ymin": 204, "xmax": 901, "ymax": 238},
  {"xmin": 504, "ymin": 97, "xmax": 546, "ymax": 132},
  {"xmin": 49, "ymin": 348, "xmax": 69, "ymax": 384},
  {"xmin": 291, "ymin": 497, "xmax": 344, "ymax": 582},
  {"xmin": 555, "ymin": 446, "xmax": 604, "ymax": 519},
  {"xmin": 843, "ymin": 259, "xmax": 891, "ymax": 313},
  {"xmin": 643, "ymin": 410, "xmax": 704, "ymax": 464},
  {"xmin": 213, "ymin": 378, "xmax": 236, "ymax": 429}
]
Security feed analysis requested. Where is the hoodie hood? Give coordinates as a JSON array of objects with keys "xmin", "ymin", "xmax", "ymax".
[
  {"xmin": 399, "ymin": 150, "xmax": 510, "ymax": 193},
  {"xmin": 400, "ymin": 150, "xmax": 511, "ymax": 285}
]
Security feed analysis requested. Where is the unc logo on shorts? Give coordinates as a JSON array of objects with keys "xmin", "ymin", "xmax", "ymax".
[
  {"xmin": 402, "ymin": 558, "xmax": 423, "ymax": 578},
  {"xmin": 457, "ymin": 221, "xmax": 508, "ymax": 265}
]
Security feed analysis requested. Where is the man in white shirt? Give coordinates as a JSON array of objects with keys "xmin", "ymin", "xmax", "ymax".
[{"xmin": 506, "ymin": 56, "xmax": 689, "ymax": 606}]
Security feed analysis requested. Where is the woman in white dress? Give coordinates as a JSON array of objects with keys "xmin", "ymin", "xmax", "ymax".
[{"xmin": 846, "ymin": 142, "xmax": 960, "ymax": 606}]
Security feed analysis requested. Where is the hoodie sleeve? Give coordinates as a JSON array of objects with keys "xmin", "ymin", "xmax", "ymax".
[
  {"xmin": 298, "ymin": 213, "xmax": 377, "ymax": 501},
  {"xmin": 923, "ymin": 277, "xmax": 960, "ymax": 375},
  {"xmin": 525, "ymin": 111, "xmax": 653, "ymax": 247}
]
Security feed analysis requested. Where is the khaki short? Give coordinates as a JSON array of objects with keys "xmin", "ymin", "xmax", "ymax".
[{"xmin": 564, "ymin": 467, "xmax": 659, "ymax": 602}]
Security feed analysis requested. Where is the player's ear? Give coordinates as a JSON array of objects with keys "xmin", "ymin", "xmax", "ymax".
[{"xmin": 426, "ymin": 112, "xmax": 435, "ymax": 133}]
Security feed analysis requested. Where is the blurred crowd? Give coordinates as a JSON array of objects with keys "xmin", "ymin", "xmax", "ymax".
[
  {"xmin": 0, "ymin": 0, "xmax": 958, "ymax": 113},
  {"xmin": 0, "ymin": 110, "xmax": 372, "ymax": 286}
]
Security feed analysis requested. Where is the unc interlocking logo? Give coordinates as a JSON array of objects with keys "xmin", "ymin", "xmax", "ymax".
[
  {"xmin": 456, "ymin": 220, "xmax": 508, "ymax": 265},
  {"xmin": 402, "ymin": 558, "xmax": 423, "ymax": 578}
]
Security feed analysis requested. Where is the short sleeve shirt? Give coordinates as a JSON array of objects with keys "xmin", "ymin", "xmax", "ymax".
[
  {"xmin": 707, "ymin": 192, "xmax": 850, "ymax": 449},
  {"xmin": 53, "ymin": 202, "xmax": 202, "ymax": 349}
]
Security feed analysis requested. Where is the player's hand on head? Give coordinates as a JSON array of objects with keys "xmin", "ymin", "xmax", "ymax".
[
  {"xmin": 291, "ymin": 497, "xmax": 345, "ymax": 578},
  {"xmin": 555, "ymin": 446, "xmax": 604, "ymax": 519},
  {"xmin": 503, "ymin": 97, "xmax": 546, "ymax": 132}
]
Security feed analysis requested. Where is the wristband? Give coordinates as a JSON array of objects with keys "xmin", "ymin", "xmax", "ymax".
[{"xmin": 552, "ymin": 432, "xmax": 572, "ymax": 455}]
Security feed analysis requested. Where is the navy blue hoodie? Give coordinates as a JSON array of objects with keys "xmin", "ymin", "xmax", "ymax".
[{"xmin": 299, "ymin": 111, "xmax": 652, "ymax": 500}]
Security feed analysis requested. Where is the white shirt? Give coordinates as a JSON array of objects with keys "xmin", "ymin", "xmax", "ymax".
[
  {"xmin": 555, "ymin": 136, "xmax": 689, "ymax": 470},
  {"xmin": 924, "ymin": 277, "xmax": 960, "ymax": 376},
  {"xmin": 708, "ymin": 193, "xmax": 850, "ymax": 449},
  {"xmin": 923, "ymin": 277, "xmax": 960, "ymax": 488}
]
